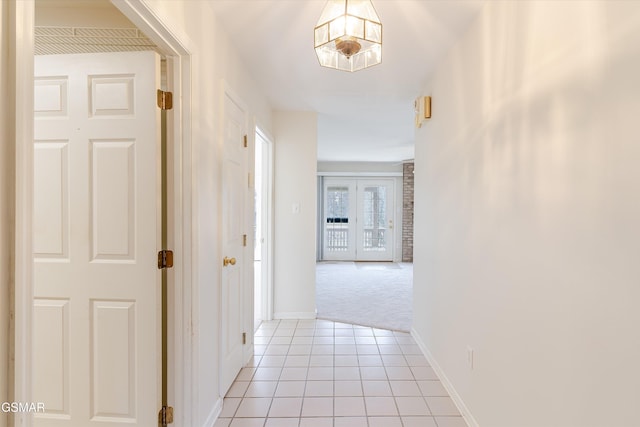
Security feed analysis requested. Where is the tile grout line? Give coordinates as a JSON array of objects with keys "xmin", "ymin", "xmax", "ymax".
[{"xmin": 221, "ymin": 319, "xmax": 465, "ymax": 427}]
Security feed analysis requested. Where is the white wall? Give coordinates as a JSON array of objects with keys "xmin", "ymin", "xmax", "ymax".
[
  {"xmin": 413, "ymin": 2, "xmax": 640, "ymax": 426},
  {"xmin": 273, "ymin": 111, "xmax": 317, "ymax": 319},
  {"xmin": 35, "ymin": 1, "xmax": 135, "ymax": 27},
  {"xmin": 121, "ymin": 2, "xmax": 273, "ymax": 425},
  {"xmin": 0, "ymin": 2, "xmax": 12, "ymax": 426}
]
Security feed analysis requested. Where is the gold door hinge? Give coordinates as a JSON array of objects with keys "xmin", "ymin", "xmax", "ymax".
[
  {"xmin": 243, "ymin": 134, "xmax": 248, "ymax": 148},
  {"xmin": 158, "ymin": 250, "xmax": 174, "ymax": 269},
  {"xmin": 159, "ymin": 405, "xmax": 174, "ymax": 425},
  {"xmin": 243, "ymin": 234, "xmax": 247, "ymax": 247},
  {"xmin": 242, "ymin": 332, "xmax": 247, "ymax": 345},
  {"xmin": 157, "ymin": 90, "xmax": 173, "ymax": 110}
]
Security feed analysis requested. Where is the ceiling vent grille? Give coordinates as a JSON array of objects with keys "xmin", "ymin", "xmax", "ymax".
[{"xmin": 35, "ymin": 26, "xmax": 159, "ymax": 55}]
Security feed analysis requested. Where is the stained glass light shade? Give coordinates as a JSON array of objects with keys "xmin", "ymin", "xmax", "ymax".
[{"xmin": 314, "ymin": 0, "xmax": 382, "ymax": 72}]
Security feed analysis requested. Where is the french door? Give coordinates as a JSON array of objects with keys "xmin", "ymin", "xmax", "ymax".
[{"xmin": 322, "ymin": 178, "xmax": 394, "ymax": 261}]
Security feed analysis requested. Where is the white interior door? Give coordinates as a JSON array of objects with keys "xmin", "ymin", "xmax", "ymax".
[
  {"xmin": 220, "ymin": 90, "xmax": 248, "ymax": 396},
  {"xmin": 33, "ymin": 51, "xmax": 161, "ymax": 426},
  {"xmin": 322, "ymin": 178, "xmax": 357, "ymax": 260},
  {"xmin": 356, "ymin": 179, "xmax": 394, "ymax": 261}
]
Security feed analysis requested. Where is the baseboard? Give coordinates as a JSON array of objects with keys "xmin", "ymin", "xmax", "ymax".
[
  {"xmin": 203, "ymin": 397, "xmax": 223, "ymax": 427},
  {"xmin": 273, "ymin": 311, "xmax": 317, "ymax": 320},
  {"xmin": 410, "ymin": 328, "xmax": 479, "ymax": 427}
]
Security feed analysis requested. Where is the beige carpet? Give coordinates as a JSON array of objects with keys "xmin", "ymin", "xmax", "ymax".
[{"xmin": 315, "ymin": 261, "xmax": 413, "ymax": 332}]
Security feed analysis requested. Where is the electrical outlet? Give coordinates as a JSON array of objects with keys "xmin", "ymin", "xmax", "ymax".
[{"xmin": 467, "ymin": 346, "xmax": 474, "ymax": 370}]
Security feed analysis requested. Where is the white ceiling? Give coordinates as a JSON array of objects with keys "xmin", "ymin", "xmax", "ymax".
[{"xmin": 207, "ymin": 0, "xmax": 485, "ymax": 162}]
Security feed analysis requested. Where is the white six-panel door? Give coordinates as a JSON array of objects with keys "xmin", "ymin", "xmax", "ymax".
[{"xmin": 33, "ymin": 51, "xmax": 161, "ymax": 426}]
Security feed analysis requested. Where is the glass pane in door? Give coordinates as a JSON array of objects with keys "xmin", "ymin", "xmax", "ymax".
[
  {"xmin": 362, "ymin": 185, "xmax": 387, "ymax": 252},
  {"xmin": 325, "ymin": 186, "xmax": 350, "ymax": 252}
]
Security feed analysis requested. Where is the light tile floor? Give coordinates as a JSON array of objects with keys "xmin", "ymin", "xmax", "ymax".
[{"xmin": 215, "ymin": 319, "xmax": 468, "ymax": 427}]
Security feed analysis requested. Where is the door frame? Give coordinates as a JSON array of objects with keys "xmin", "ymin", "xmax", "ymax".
[
  {"xmin": 13, "ymin": 1, "xmax": 195, "ymax": 425},
  {"xmin": 255, "ymin": 126, "xmax": 275, "ymax": 324}
]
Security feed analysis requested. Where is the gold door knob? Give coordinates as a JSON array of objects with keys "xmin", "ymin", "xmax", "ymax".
[{"xmin": 223, "ymin": 256, "xmax": 236, "ymax": 267}]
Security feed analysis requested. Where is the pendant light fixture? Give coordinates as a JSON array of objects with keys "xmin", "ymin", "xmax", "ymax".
[{"xmin": 314, "ymin": 0, "xmax": 382, "ymax": 72}]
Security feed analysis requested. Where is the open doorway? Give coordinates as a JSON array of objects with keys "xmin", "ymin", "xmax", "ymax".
[
  {"xmin": 253, "ymin": 127, "xmax": 274, "ymax": 330},
  {"xmin": 315, "ymin": 165, "xmax": 414, "ymax": 332}
]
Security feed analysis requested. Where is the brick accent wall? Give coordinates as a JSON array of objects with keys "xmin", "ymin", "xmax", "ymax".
[{"xmin": 402, "ymin": 162, "xmax": 414, "ymax": 262}]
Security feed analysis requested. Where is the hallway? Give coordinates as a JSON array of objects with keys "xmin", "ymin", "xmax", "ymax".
[
  {"xmin": 3, "ymin": 2, "xmax": 640, "ymax": 426},
  {"xmin": 217, "ymin": 320, "xmax": 466, "ymax": 427}
]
